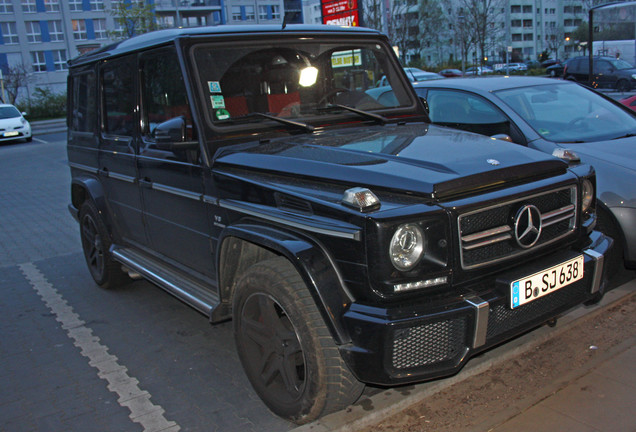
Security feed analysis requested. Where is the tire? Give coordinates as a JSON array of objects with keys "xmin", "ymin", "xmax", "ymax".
[
  {"xmin": 596, "ymin": 207, "xmax": 625, "ymax": 279},
  {"xmin": 233, "ymin": 257, "xmax": 364, "ymax": 424},
  {"xmin": 616, "ymin": 79, "xmax": 630, "ymax": 92},
  {"xmin": 79, "ymin": 200, "xmax": 129, "ymax": 289},
  {"xmin": 26, "ymin": 136, "xmax": 33, "ymax": 142}
]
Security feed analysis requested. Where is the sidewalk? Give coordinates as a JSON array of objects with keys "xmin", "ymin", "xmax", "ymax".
[{"xmin": 292, "ymin": 277, "xmax": 636, "ymax": 432}]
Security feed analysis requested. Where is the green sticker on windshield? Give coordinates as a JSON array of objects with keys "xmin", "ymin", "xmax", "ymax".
[
  {"xmin": 538, "ymin": 128, "xmax": 550, "ymax": 135},
  {"xmin": 215, "ymin": 109, "xmax": 230, "ymax": 120},
  {"xmin": 211, "ymin": 95, "xmax": 225, "ymax": 109}
]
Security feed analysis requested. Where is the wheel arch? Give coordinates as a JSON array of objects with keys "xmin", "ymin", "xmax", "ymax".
[
  {"xmin": 71, "ymin": 176, "xmax": 114, "ymax": 236},
  {"xmin": 215, "ymin": 223, "xmax": 354, "ymax": 345}
]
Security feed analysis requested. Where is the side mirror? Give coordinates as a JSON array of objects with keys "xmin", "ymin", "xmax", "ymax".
[{"xmin": 153, "ymin": 116, "xmax": 198, "ymax": 151}]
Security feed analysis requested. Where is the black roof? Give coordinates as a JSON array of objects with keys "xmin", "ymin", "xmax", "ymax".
[{"xmin": 68, "ymin": 24, "xmax": 383, "ymax": 67}]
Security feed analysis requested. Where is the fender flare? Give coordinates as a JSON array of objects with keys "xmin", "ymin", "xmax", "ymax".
[
  {"xmin": 70, "ymin": 175, "xmax": 114, "ymax": 236},
  {"xmin": 217, "ymin": 223, "xmax": 355, "ymax": 345}
]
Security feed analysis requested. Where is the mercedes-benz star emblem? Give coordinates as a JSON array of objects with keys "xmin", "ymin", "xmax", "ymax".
[
  {"xmin": 514, "ymin": 204, "xmax": 542, "ymax": 248},
  {"xmin": 487, "ymin": 159, "xmax": 500, "ymax": 166}
]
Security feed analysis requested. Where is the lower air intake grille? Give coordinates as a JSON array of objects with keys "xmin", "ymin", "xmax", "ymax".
[{"xmin": 391, "ymin": 317, "xmax": 467, "ymax": 370}]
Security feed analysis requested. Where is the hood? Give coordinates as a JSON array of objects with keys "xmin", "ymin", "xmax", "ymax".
[
  {"xmin": 214, "ymin": 124, "xmax": 568, "ymax": 200},
  {"xmin": 562, "ymin": 136, "xmax": 636, "ymax": 173}
]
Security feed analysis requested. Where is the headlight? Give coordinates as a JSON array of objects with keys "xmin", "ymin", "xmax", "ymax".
[
  {"xmin": 390, "ymin": 223, "xmax": 425, "ymax": 271},
  {"xmin": 581, "ymin": 179, "xmax": 594, "ymax": 213}
]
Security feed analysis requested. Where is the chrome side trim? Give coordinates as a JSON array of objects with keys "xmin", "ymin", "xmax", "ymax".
[
  {"xmin": 152, "ymin": 183, "xmax": 202, "ymax": 201},
  {"xmin": 203, "ymin": 195, "xmax": 218, "ymax": 205},
  {"xmin": 68, "ymin": 162, "xmax": 98, "ymax": 174},
  {"xmin": 584, "ymin": 249, "xmax": 604, "ymax": 294},
  {"xmin": 465, "ymin": 295, "xmax": 489, "ymax": 348},
  {"xmin": 220, "ymin": 200, "xmax": 361, "ymax": 241},
  {"xmin": 108, "ymin": 172, "xmax": 136, "ymax": 183}
]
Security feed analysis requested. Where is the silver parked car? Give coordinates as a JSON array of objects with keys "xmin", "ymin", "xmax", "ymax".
[{"xmin": 410, "ymin": 77, "xmax": 636, "ymax": 271}]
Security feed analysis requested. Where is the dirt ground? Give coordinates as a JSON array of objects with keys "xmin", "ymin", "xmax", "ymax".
[{"xmin": 357, "ymin": 279, "xmax": 636, "ymax": 432}]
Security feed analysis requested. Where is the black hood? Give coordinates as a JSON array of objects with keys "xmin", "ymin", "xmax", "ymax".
[{"xmin": 214, "ymin": 123, "xmax": 568, "ymax": 200}]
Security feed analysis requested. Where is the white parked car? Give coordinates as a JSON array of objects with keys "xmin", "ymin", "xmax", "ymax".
[{"xmin": 0, "ymin": 104, "xmax": 32, "ymax": 143}]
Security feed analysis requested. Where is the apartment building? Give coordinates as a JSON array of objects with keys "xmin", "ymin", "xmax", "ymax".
[{"xmin": 0, "ymin": 0, "xmax": 303, "ymax": 104}]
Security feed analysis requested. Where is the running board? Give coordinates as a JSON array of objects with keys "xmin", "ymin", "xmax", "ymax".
[{"xmin": 111, "ymin": 247, "xmax": 220, "ymax": 317}]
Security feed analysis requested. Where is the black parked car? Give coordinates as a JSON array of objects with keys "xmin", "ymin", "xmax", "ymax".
[
  {"xmin": 546, "ymin": 59, "xmax": 571, "ymax": 77},
  {"xmin": 563, "ymin": 56, "xmax": 636, "ymax": 91},
  {"xmin": 67, "ymin": 25, "xmax": 611, "ymax": 424}
]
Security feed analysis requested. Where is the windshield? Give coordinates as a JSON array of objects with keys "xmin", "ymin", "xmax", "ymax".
[
  {"xmin": 192, "ymin": 38, "xmax": 415, "ymax": 129},
  {"xmin": 611, "ymin": 59, "xmax": 634, "ymax": 70},
  {"xmin": 0, "ymin": 106, "xmax": 21, "ymax": 119},
  {"xmin": 495, "ymin": 83, "xmax": 636, "ymax": 142}
]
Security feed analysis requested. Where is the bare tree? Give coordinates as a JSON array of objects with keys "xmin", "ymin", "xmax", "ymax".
[
  {"xmin": 545, "ymin": 24, "xmax": 565, "ymax": 58},
  {"xmin": 1, "ymin": 64, "xmax": 30, "ymax": 105},
  {"xmin": 109, "ymin": 0, "xmax": 160, "ymax": 39},
  {"xmin": 418, "ymin": 0, "xmax": 447, "ymax": 64},
  {"xmin": 459, "ymin": 0, "xmax": 505, "ymax": 65}
]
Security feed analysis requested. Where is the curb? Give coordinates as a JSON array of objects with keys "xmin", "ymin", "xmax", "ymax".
[{"xmin": 291, "ymin": 279, "xmax": 636, "ymax": 432}]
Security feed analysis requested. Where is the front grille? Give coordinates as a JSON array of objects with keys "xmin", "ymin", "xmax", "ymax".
[
  {"xmin": 391, "ymin": 317, "xmax": 467, "ymax": 370},
  {"xmin": 486, "ymin": 280, "xmax": 589, "ymax": 342},
  {"xmin": 458, "ymin": 187, "xmax": 576, "ymax": 269}
]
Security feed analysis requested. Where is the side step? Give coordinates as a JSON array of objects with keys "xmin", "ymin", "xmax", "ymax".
[{"xmin": 111, "ymin": 247, "xmax": 220, "ymax": 317}]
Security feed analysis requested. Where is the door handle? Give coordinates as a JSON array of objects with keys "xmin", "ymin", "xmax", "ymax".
[{"xmin": 139, "ymin": 178, "xmax": 152, "ymax": 188}]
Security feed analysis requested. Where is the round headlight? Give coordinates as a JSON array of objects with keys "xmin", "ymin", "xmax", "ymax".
[
  {"xmin": 390, "ymin": 223, "xmax": 425, "ymax": 271},
  {"xmin": 581, "ymin": 179, "xmax": 594, "ymax": 213}
]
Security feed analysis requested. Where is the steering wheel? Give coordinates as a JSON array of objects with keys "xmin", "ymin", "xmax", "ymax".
[
  {"xmin": 567, "ymin": 117, "xmax": 587, "ymax": 128},
  {"xmin": 318, "ymin": 88, "xmax": 351, "ymax": 106}
]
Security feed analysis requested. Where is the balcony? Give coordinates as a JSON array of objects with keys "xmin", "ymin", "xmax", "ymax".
[{"xmin": 154, "ymin": 0, "xmax": 221, "ymax": 10}]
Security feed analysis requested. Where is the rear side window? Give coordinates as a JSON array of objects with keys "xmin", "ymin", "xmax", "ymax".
[
  {"xmin": 70, "ymin": 71, "xmax": 97, "ymax": 133},
  {"xmin": 102, "ymin": 56, "xmax": 136, "ymax": 136}
]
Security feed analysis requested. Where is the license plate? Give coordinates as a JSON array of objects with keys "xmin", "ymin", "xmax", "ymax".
[
  {"xmin": 3, "ymin": 131, "xmax": 19, "ymax": 137},
  {"xmin": 511, "ymin": 255, "xmax": 584, "ymax": 309}
]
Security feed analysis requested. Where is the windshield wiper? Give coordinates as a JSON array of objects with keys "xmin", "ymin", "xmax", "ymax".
[
  {"xmin": 321, "ymin": 104, "xmax": 388, "ymax": 125},
  {"xmin": 611, "ymin": 133, "xmax": 636, "ymax": 140},
  {"xmin": 233, "ymin": 112, "xmax": 314, "ymax": 133}
]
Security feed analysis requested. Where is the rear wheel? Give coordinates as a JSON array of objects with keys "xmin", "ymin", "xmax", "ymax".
[
  {"xmin": 79, "ymin": 200, "xmax": 129, "ymax": 289},
  {"xmin": 233, "ymin": 257, "xmax": 364, "ymax": 424}
]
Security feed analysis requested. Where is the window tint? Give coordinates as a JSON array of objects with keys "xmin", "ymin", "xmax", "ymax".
[
  {"xmin": 102, "ymin": 56, "xmax": 136, "ymax": 136},
  {"xmin": 140, "ymin": 48, "xmax": 192, "ymax": 138},
  {"xmin": 70, "ymin": 71, "xmax": 97, "ymax": 133},
  {"xmin": 427, "ymin": 89, "xmax": 510, "ymax": 132}
]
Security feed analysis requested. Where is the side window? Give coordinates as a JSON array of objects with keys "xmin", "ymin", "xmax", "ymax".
[
  {"xmin": 427, "ymin": 89, "xmax": 516, "ymax": 140},
  {"xmin": 140, "ymin": 48, "xmax": 193, "ymax": 138},
  {"xmin": 102, "ymin": 56, "xmax": 136, "ymax": 136},
  {"xmin": 597, "ymin": 61, "xmax": 611, "ymax": 74},
  {"xmin": 70, "ymin": 71, "xmax": 96, "ymax": 133}
]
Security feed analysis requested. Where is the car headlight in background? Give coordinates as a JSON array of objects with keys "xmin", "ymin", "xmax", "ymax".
[{"xmin": 390, "ymin": 223, "xmax": 425, "ymax": 271}]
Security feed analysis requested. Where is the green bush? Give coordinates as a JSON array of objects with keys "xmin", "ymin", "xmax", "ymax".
[{"xmin": 18, "ymin": 87, "xmax": 67, "ymax": 120}]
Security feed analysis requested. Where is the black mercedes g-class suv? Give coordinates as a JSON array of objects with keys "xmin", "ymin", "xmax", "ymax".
[{"xmin": 67, "ymin": 25, "xmax": 611, "ymax": 424}]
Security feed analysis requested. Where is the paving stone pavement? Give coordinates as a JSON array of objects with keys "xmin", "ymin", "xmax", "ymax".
[{"xmin": 0, "ymin": 136, "xmax": 294, "ymax": 432}]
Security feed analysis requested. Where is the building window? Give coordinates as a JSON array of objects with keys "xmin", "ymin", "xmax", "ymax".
[
  {"xmin": 512, "ymin": 33, "xmax": 522, "ymax": 42},
  {"xmin": 69, "ymin": 0, "xmax": 83, "ymax": 11},
  {"xmin": 522, "ymin": 5, "xmax": 531, "ymax": 13},
  {"xmin": 45, "ymin": 0, "xmax": 60, "ymax": 12},
  {"xmin": 26, "ymin": 21, "xmax": 42, "ymax": 43},
  {"xmin": 244, "ymin": 6, "xmax": 255, "ymax": 20},
  {"xmin": 523, "ymin": 19, "xmax": 532, "ymax": 28},
  {"xmin": 231, "ymin": 6, "xmax": 241, "ymax": 20},
  {"xmin": 523, "ymin": 33, "xmax": 533, "ymax": 41},
  {"xmin": 0, "ymin": 0, "xmax": 13, "ymax": 13},
  {"xmin": 511, "ymin": 19, "xmax": 521, "ymax": 27},
  {"xmin": 32, "ymin": 51, "xmax": 47, "ymax": 72},
  {"xmin": 22, "ymin": 0, "xmax": 37, "ymax": 13},
  {"xmin": 511, "ymin": 5, "xmax": 521, "ymax": 13},
  {"xmin": 0, "ymin": 22, "xmax": 18, "ymax": 44},
  {"xmin": 564, "ymin": 6, "xmax": 572, "ymax": 13},
  {"xmin": 259, "ymin": 4, "xmax": 280, "ymax": 20},
  {"xmin": 94, "ymin": 19, "xmax": 107, "ymax": 39},
  {"xmin": 52, "ymin": 50, "xmax": 67, "ymax": 71},
  {"xmin": 90, "ymin": 0, "xmax": 104, "ymax": 11},
  {"xmin": 73, "ymin": 20, "xmax": 87, "ymax": 40},
  {"xmin": 48, "ymin": 20, "xmax": 64, "ymax": 42}
]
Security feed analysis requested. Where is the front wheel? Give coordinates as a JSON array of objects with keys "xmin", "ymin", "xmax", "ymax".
[
  {"xmin": 233, "ymin": 257, "xmax": 364, "ymax": 424},
  {"xmin": 616, "ymin": 79, "xmax": 630, "ymax": 92}
]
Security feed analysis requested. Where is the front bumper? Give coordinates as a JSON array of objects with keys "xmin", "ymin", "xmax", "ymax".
[{"xmin": 340, "ymin": 231, "xmax": 612, "ymax": 386}]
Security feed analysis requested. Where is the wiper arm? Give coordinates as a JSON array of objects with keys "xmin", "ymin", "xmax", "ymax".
[
  {"xmin": 611, "ymin": 133, "xmax": 636, "ymax": 140},
  {"xmin": 233, "ymin": 112, "xmax": 314, "ymax": 133},
  {"xmin": 322, "ymin": 104, "xmax": 388, "ymax": 124}
]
